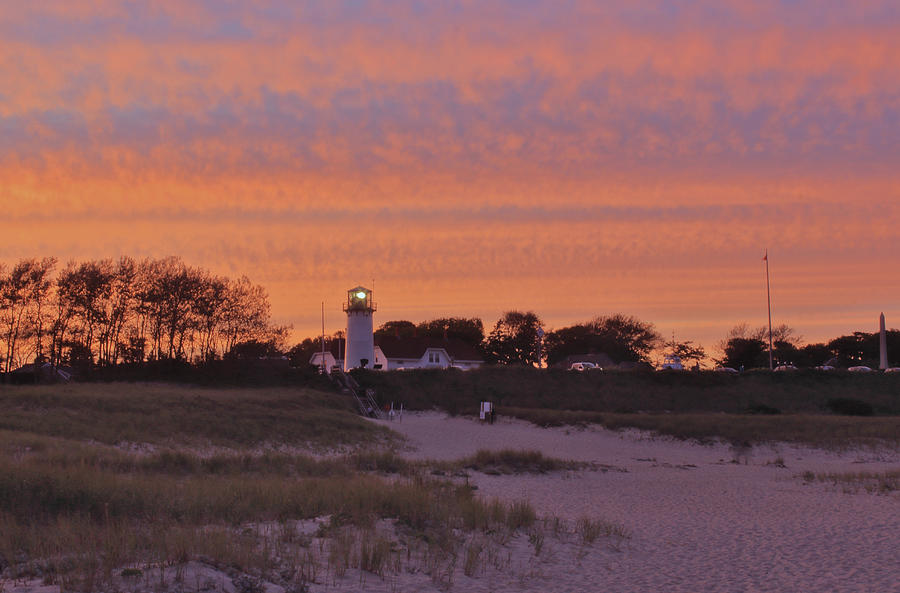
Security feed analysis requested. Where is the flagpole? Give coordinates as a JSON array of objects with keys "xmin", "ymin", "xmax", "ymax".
[
  {"xmin": 321, "ymin": 301, "xmax": 326, "ymax": 373},
  {"xmin": 765, "ymin": 249, "xmax": 773, "ymax": 370}
]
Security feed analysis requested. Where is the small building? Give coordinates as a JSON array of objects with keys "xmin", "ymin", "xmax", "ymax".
[
  {"xmin": 374, "ymin": 336, "xmax": 484, "ymax": 371},
  {"xmin": 310, "ymin": 351, "xmax": 339, "ymax": 372},
  {"xmin": 7, "ymin": 363, "xmax": 74, "ymax": 384},
  {"xmin": 309, "ymin": 339, "xmax": 345, "ymax": 373}
]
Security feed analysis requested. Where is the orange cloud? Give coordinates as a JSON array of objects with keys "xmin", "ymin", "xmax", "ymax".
[{"xmin": 1, "ymin": 0, "xmax": 899, "ymax": 349}]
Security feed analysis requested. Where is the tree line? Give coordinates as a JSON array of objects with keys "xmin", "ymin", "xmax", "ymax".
[
  {"xmin": 718, "ymin": 323, "xmax": 899, "ymax": 370},
  {"xmin": 294, "ymin": 310, "xmax": 895, "ymax": 371},
  {"xmin": 4, "ymin": 255, "xmax": 891, "ymax": 374},
  {"xmin": 289, "ymin": 310, "xmax": 666, "ymax": 368},
  {"xmin": 0, "ymin": 257, "xmax": 284, "ymax": 373}
]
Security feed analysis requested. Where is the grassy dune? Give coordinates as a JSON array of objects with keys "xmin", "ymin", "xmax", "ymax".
[
  {"xmin": 354, "ymin": 367, "xmax": 900, "ymax": 446},
  {"xmin": 354, "ymin": 367, "xmax": 900, "ymax": 415},
  {"xmin": 0, "ymin": 383, "xmax": 386, "ymax": 449},
  {"xmin": 503, "ymin": 408, "xmax": 900, "ymax": 448},
  {"xmin": 0, "ymin": 383, "xmax": 607, "ymax": 591}
]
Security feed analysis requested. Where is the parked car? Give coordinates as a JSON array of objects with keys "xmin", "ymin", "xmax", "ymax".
[
  {"xmin": 569, "ymin": 362, "xmax": 599, "ymax": 371},
  {"xmin": 848, "ymin": 366, "xmax": 873, "ymax": 373},
  {"xmin": 774, "ymin": 364, "xmax": 798, "ymax": 372},
  {"xmin": 714, "ymin": 366, "xmax": 738, "ymax": 373}
]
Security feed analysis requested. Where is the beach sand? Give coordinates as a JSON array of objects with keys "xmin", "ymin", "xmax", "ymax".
[
  {"xmin": 355, "ymin": 412, "xmax": 900, "ymax": 593},
  {"xmin": 7, "ymin": 413, "xmax": 898, "ymax": 593}
]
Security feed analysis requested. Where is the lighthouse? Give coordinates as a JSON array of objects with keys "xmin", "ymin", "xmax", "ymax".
[{"xmin": 344, "ymin": 286, "xmax": 376, "ymax": 371}]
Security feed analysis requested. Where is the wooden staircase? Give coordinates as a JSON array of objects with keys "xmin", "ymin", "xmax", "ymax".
[{"xmin": 331, "ymin": 368, "xmax": 381, "ymax": 418}]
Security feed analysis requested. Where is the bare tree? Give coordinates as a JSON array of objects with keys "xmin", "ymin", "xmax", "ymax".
[
  {"xmin": 1, "ymin": 259, "xmax": 56, "ymax": 371},
  {"xmin": 25, "ymin": 257, "xmax": 57, "ymax": 364},
  {"xmin": 221, "ymin": 276, "xmax": 272, "ymax": 354},
  {"xmin": 4, "ymin": 254, "xmax": 279, "ymax": 370}
]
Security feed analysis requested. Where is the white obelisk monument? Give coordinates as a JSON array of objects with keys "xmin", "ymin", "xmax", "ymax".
[
  {"xmin": 879, "ymin": 313, "xmax": 888, "ymax": 370},
  {"xmin": 344, "ymin": 286, "xmax": 376, "ymax": 371}
]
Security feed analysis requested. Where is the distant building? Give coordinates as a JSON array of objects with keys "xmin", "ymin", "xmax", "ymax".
[
  {"xmin": 309, "ymin": 339, "xmax": 345, "ymax": 373},
  {"xmin": 7, "ymin": 362, "xmax": 74, "ymax": 384},
  {"xmin": 309, "ymin": 335, "xmax": 483, "ymax": 371},
  {"xmin": 374, "ymin": 335, "xmax": 484, "ymax": 370}
]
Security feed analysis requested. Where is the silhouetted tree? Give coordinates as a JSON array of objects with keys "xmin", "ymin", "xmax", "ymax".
[
  {"xmin": 97, "ymin": 257, "xmax": 137, "ymax": 366},
  {"xmin": 718, "ymin": 323, "xmax": 800, "ymax": 354},
  {"xmin": 25, "ymin": 258, "xmax": 57, "ymax": 364},
  {"xmin": 718, "ymin": 337, "xmax": 767, "ymax": 369},
  {"xmin": 374, "ymin": 320, "xmax": 417, "ymax": 339},
  {"xmin": 220, "ymin": 275, "xmax": 273, "ymax": 354},
  {"xmin": 225, "ymin": 339, "xmax": 283, "ymax": 360},
  {"xmin": 417, "ymin": 317, "xmax": 485, "ymax": 349},
  {"xmin": 544, "ymin": 314, "xmax": 662, "ymax": 365},
  {"xmin": 4, "ymin": 255, "xmax": 278, "ymax": 371},
  {"xmin": 827, "ymin": 330, "xmax": 900, "ymax": 367},
  {"xmin": 662, "ymin": 338, "xmax": 707, "ymax": 368},
  {"xmin": 288, "ymin": 331, "xmax": 344, "ymax": 369},
  {"xmin": 1, "ymin": 258, "xmax": 57, "ymax": 372},
  {"xmin": 484, "ymin": 311, "xmax": 543, "ymax": 366},
  {"xmin": 193, "ymin": 273, "xmax": 228, "ymax": 362},
  {"xmin": 288, "ymin": 337, "xmax": 320, "ymax": 368},
  {"xmin": 796, "ymin": 342, "xmax": 834, "ymax": 367}
]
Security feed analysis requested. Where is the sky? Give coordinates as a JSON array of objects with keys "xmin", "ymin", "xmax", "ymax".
[{"xmin": 1, "ymin": 1, "xmax": 899, "ymax": 353}]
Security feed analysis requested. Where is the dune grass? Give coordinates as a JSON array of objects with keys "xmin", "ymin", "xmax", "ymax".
[
  {"xmin": 350, "ymin": 366, "xmax": 900, "ymax": 447},
  {"xmin": 801, "ymin": 469, "xmax": 900, "ymax": 493},
  {"xmin": 353, "ymin": 366, "xmax": 900, "ymax": 416},
  {"xmin": 0, "ymin": 382, "xmax": 389, "ymax": 449},
  {"xmin": 2, "ymin": 383, "xmax": 621, "ymax": 591},
  {"xmin": 453, "ymin": 448, "xmax": 587, "ymax": 474},
  {"xmin": 0, "ymin": 446, "xmax": 542, "ymax": 590},
  {"xmin": 502, "ymin": 408, "xmax": 900, "ymax": 448}
]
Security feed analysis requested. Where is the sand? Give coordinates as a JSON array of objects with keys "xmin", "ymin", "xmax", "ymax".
[
  {"xmin": 8, "ymin": 413, "xmax": 898, "ymax": 593},
  {"xmin": 353, "ymin": 412, "xmax": 900, "ymax": 593}
]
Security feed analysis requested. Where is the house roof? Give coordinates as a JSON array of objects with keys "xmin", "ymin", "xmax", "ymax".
[
  {"xmin": 375, "ymin": 336, "xmax": 484, "ymax": 362},
  {"xmin": 10, "ymin": 362, "xmax": 74, "ymax": 382}
]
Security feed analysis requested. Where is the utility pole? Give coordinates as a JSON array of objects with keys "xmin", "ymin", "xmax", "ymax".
[
  {"xmin": 764, "ymin": 249, "xmax": 773, "ymax": 370},
  {"xmin": 321, "ymin": 301, "xmax": 326, "ymax": 373}
]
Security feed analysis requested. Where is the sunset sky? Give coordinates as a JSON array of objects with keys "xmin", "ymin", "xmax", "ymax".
[{"xmin": 2, "ymin": 1, "xmax": 898, "ymax": 353}]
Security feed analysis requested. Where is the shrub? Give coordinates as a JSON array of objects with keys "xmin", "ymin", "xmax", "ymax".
[{"xmin": 459, "ymin": 449, "xmax": 584, "ymax": 474}]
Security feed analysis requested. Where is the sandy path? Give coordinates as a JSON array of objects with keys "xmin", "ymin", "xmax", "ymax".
[{"xmin": 372, "ymin": 412, "xmax": 900, "ymax": 593}]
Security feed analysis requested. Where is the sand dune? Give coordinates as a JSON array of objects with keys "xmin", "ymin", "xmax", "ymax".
[
  {"xmin": 8, "ymin": 412, "xmax": 897, "ymax": 593},
  {"xmin": 360, "ymin": 412, "xmax": 900, "ymax": 593}
]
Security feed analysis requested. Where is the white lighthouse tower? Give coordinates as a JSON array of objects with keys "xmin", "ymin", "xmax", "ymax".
[{"xmin": 343, "ymin": 286, "xmax": 376, "ymax": 371}]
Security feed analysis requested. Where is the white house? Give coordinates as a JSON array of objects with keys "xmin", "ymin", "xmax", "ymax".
[
  {"xmin": 309, "ymin": 350, "xmax": 340, "ymax": 372},
  {"xmin": 374, "ymin": 336, "xmax": 484, "ymax": 371},
  {"xmin": 308, "ymin": 336, "xmax": 483, "ymax": 371}
]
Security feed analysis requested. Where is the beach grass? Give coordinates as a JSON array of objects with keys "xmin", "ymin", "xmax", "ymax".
[
  {"xmin": 2, "ymin": 383, "xmax": 616, "ymax": 591},
  {"xmin": 454, "ymin": 448, "xmax": 588, "ymax": 474},
  {"xmin": 0, "ymin": 382, "xmax": 389, "ymax": 450},
  {"xmin": 352, "ymin": 366, "xmax": 900, "ymax": 417},
  {"xmin": 0, "ymin": 439, "xmax": 543, "ymax": 590},
  {"xmin": 502, "ymin": 408, "xmax": 900, "ymax": 448},
  {"xmin": 801, "ymin": 469, "xmax": 900, "ymax": 493}
]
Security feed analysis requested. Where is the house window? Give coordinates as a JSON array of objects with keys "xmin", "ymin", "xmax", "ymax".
[{"xmin": 429, "ymin": 352, "xmax": 440, "ymax": 363}]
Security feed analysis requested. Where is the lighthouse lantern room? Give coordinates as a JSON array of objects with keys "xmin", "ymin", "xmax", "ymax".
[{"xmin": 343, "ymin": 286, "xmax": 376, "ymax": 371}]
